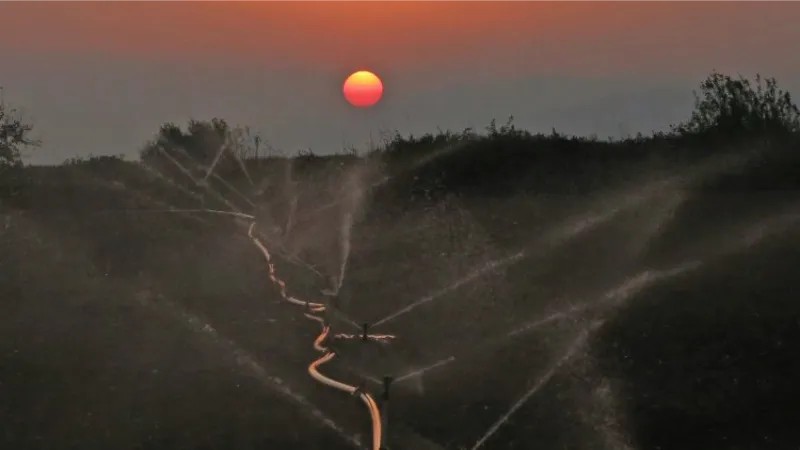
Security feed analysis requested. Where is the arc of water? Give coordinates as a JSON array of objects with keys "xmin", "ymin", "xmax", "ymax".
[
  {"xmin": 135, "ymin": 205, "xmax": 329, "ymax": 281},
  {"xmin": 392, "ymin": 260, "xmax": 703, "ymax": 384},
  {"xmin": 125, "ymin": 208, "xmax": 255, "ymax": 220},
  {"xmin": 134, "ymin": 292, "xmax": 361, "ymax": 448},
  {"xmin": 145, "ymin": 152, "xmax": 334, "ymax": 283},
  {"xmin": 372, "ymin": 251, "xmax": 526, "ymax": 327},
  {"xmin": 371, "ymin": 187, "xmax": 669, "ymax": 328},
  {"xmin": 119, "ymin": 148, "xmax": 397, "ymax": 450},
  {"xmin": 130, "ymin": 142, "xmax": 791, "ymax": 450},
  {"xmin": 247, "ymin": 221, "xmax": 395, "ymax": 450},
  {"xmin": 139, "ymin": 162, "xmax": 206, "ymax": 203},
  {"xmin": 221, "ymin": 128, "xmax": 256, "ymax": 188},
  {"xmin": 371, "ymin": 146, "xmax": 771, "ymax": 330},
  {"xmin": 22, "ymin": 201, "xmax": 363, "ymax": 448},
  {"xmin": 370, "ymin": 205, "xmax": 639, "ymax": 328},
  {"xmin": 174, "ymin": 145, "xmax": 257, "ymax": 210},
  {"xmin": 468, "ymin": 226, "xmax": 756, "ymax": 450},
  {"xmin": 86, "ymin": 176, "xmax": 209, "ymax": 225},
  {"xmin": 384, "ymin": 201, "xmax": 800, "ymax": 387},
  {"xmin": 155, "ymin": 145, "xmax": 245, "ymax": 214},
  {"xmin": 204, "ymin": 140, "xmax": 229, "ymax": 184},
  {"xmin": 469, "ymin": 321, "xmax": 600, "ymax": 450}
]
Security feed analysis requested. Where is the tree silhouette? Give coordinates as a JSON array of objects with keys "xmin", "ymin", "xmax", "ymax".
[
  {"xmin": 673, "ymin": 71, "xmax": 800, "ymax": 136},
  {"xmin": 0, "ymin": 88, "xmax": 39, "ymax": 168},
  {"xmin": 140, "ymin": 117, "xmax": 230, "ymax": 164}
]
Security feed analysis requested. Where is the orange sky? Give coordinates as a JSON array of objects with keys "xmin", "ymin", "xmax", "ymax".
[{"xmin": 5, "ymin": 2, "xmax": 799, "ymax": 77}]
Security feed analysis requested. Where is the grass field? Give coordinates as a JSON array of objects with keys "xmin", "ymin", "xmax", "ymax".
[{"xmin": 2, "ymin": 129, "xmax": 799, "ymax": 450}]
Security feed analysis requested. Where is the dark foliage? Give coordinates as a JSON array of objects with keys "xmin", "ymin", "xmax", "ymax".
[
  {"xmin": 672, "ymin": 71, "xmax": 800, "ymax": 136},
  {"xmin": 0, "ymin": 88, "xmax": 39, "ymax": 168}
]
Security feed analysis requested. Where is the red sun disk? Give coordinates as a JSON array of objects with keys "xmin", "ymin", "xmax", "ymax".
[
  {"xmin": 343, "ymin": 71, "xmax": 384, "ymax": 108},
  {"xmin": 347, "ymin": 86, "xmax": 382, "ymax": 107}
]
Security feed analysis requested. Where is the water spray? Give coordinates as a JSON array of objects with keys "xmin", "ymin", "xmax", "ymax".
[
  {"xmin": 247, "ymin": 221, "xmax": 393, "ymax": 450},
  {"xmin": 117, "ymin": 142, "xmax": 792, "ymax": 450},
  {"xmin": 127, "ymin": 208, "xmax": 255, "ymax": 220}
]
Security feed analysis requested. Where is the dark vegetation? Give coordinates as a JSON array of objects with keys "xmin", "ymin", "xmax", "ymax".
[
  {"xmin": 3, "ymin": 71, "xmax": 799, "ymax": 207},
  {"xmin": 2, "ymin": 71, "xmax": 800, "ymax": 450}
]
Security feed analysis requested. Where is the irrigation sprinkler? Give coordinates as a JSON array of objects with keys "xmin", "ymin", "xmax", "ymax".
[{"xmin": 382, "ymin": 376, "xmax": 392, "ymax": 400}]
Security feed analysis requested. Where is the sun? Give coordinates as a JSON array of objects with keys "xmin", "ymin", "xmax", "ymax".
[{"xmin": 343, "ymin": 70, "xmax": 384, "ymax": 108}]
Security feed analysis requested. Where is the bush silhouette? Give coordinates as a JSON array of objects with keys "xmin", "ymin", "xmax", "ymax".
[
  {"xmin": 140, "ymin": 118, "xmax": 231, "ymax": 164},
  {"xmin": 0, "ymin": 88, "xmax": 39, "ymax": 168},
  {"xmin": 672, "ymin": 71, "xmax": 800, "ymax": 136},
  {"xmin": 120, "ymin": 70, "xmax": 800, "ymax": 207}
]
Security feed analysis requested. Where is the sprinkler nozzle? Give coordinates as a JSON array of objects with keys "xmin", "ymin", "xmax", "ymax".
[{"xmin": 382, "ymin": 376, "xmax": 392, "ymax": 400}]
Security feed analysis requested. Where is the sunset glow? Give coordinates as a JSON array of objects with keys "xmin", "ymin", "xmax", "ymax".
[
  {"xmin": 2, "ymin": 2, "xmax": 799, "ymax": 165},
  {"xmin": 343, "ymin": 71, "xmax": 383, "ymax": 108},
  {"xmin": 2, "ymin": 3, "xmax": 798, "ymax": 76}
]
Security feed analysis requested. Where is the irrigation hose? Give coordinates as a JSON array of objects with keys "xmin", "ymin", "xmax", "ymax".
[{"xmin": 247, "ymin": 222, "xmax": 385, "ymax": 450}]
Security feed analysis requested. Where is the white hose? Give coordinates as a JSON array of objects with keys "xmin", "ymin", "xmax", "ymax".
[{"xmin": 247, "ymin": 222, "xmax": 386, "ymax": 450}]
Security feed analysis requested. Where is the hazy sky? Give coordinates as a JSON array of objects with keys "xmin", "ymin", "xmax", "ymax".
[{"xmin": 2, "ymin": 2, "xmax": 799, "ymax": 165}]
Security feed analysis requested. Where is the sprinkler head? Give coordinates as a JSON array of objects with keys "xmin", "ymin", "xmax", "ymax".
[{"xmin": 382, "ymin": 376, "xmax": 393, "ymax": 400}]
